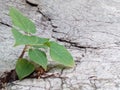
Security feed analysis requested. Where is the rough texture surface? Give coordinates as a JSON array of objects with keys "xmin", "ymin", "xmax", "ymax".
[{"xmin": 1, "ymin": 0, "xmax": 120, "ymax": 90}]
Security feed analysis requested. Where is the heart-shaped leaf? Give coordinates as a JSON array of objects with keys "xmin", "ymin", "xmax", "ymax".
[
  {"xmin": 49, "ymin": 41, "xmax": 75, "ymax": 67},
  {"xmin": 9, "ymin": 7, "xmax": 36, "ymax": 34},
  {"xmin": 28, "ymin": 49, "xmax": 48, "ymax": 70},
  {"xmin": 12, "ymin": 28, "xmax": 49, "ymax": 46},
  {"xmin": 16, "ymin": 59, "xmax": 35, "ymax": 80}
]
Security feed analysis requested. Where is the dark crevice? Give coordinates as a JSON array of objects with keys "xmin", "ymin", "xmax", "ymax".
[
  {"xmin": 52, "ymin": 29, "xmax": 67, "ymax": 34},
  {"xmin": 25, "ymin": 0, "xmax": 50, "ymax": 21},
  {"xmin": 37, "ymin": 8, "xmax": 51, "ymax": 21},
  {"xmin": 60, "ymin": 68, "xmax": 65, "ymax": 75},
  {"xmin": 56, "ymin": 38, "xmax": 99, "ymax": 49},
  {"xmin": 0, "ymin": 22, "xmax": 12, "ymax": 27},
  {"xmin": 25, "ymin": 0, "xmax": 58, "ymax": 30},
  {"xmin": 0, "ymin": 67, "xmax": 63, "ymax": 89},
  {"xmin": 25, "ymin": 0, "xmax": 38, "ymax": 6},
  {"xmin": 37, "ymin": 7, "xmax": 58, "ymax": 29}
]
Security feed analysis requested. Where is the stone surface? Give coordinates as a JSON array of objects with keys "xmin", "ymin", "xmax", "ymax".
[{"xmin": 1, "ymin": 0, "xmax": 120, "ymax": 90}]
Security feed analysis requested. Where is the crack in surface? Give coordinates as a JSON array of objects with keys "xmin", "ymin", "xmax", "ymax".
[
  {"xmin": 25, "ymin": 0, "xmax": 38, "ymax": 6},
  {"xmin": 0, "ymin": 21, "xmax": 12, "ymax": 27},
  {"xmin": 26, "ymin": 1, "xmax": 58, "ymax": 29},
  {"xmin": 37, "ymin": 7, "xmax": 58, "ymax": 29},
  {"xmin": 56, "ymin": 38, "xmax": 99, "ymax": 49}
]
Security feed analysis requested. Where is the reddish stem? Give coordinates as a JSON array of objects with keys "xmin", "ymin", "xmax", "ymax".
[{"xmin": 19, "ymin": 45, "xmax": 28, "ymax": 59}]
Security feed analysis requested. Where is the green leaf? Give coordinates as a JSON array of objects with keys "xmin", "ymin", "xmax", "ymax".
[
  {"xmin": 16, "ymin": 59, "xmax": 35, "ymax": 80},
  {"xmin": 33, "ymin": 45, "xmax": 48, "ymax": 49},
  {"xmin": 12, "ymin": 28, "xmax": 49, "ymax": 46},
  {"xmin": 9, "ymin": 7, "xmax": 36, "ymax": 33},
  {"xmin": 49, "ymin": 41, "xmax": 75, "ymax": 67},
  {"xmin": 28, "ymin": 49, "xmax": 48, "ymax": 70}
]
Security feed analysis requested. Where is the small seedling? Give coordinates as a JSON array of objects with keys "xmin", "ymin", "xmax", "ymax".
[{"xmin": 9, "ymin": 7, "xmax": 75, "ymax": 80}]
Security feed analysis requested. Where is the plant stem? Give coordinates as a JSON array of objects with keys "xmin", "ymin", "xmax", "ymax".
[{"xmin": 19, "ymin": 45, "xmax": 28, "ymax": 59}]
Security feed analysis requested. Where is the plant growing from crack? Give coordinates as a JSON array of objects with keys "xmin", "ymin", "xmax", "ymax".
[{"xmin": 9, "ymin": 7, "xmax": 75, "ymax": 80}]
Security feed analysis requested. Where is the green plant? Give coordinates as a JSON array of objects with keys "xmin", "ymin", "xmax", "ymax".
[{"xmin": 9, "ymin": 7, "xmax": 75, "ymax": 80}]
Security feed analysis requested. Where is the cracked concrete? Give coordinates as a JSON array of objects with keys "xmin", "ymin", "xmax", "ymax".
[{"xmin": 1, "ymin": 0, "xmax": 120, "ymax": 90}]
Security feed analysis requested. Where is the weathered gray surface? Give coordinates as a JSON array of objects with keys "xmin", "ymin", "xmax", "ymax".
[{"xmin": 1, "ymin": 0, "xmax": 120, "ymax": 90}]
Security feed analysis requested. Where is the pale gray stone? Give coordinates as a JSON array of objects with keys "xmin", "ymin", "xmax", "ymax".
[{"xmin": 1, "ymin": 0, "xmax": 120, "ymax": 90}]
